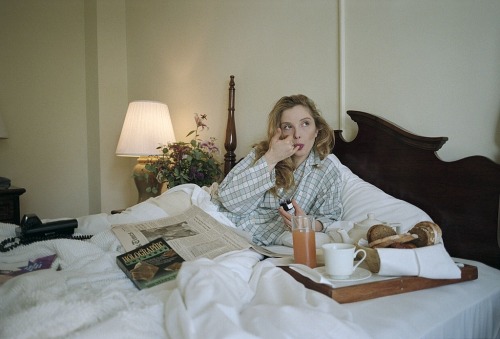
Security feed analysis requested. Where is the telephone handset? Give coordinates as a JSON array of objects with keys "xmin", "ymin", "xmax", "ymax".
[
  {"xmin": 0, "ymin": 214, "xmax": 91, "ymax": 252},
  {"xmin": 17, "ymin": 214, "xmax": 77, "ymax": 238}
]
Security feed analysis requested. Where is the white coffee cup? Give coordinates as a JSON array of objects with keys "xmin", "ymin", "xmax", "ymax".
[{"xmin": 321, "ymin": 243, "xmax": 367, "ymax": 279}]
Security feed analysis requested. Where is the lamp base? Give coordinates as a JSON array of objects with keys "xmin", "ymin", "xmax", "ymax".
[{"xmin": 133, "ymin": 157, "xmax": 164, "ymax": 203}]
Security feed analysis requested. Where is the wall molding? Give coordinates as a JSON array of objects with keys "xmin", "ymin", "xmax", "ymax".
[{"xmin": 338, "ymin": 0, "xmax": 346, "ymax": 131}]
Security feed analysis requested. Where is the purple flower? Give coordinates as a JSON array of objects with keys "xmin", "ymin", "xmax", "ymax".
[{"xmin": 200, "ymin": 137, "xmax": 220, "ymax": 153}]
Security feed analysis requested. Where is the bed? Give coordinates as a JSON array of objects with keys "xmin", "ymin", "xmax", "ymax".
[{"xmin": 0, "ymin": 75, "xmax": 499, "ymax": 339}]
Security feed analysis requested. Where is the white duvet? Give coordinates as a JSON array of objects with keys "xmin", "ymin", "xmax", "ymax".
[{"xmin": 0, "ymin": 225, "xmax": 369, "ymax": 339}]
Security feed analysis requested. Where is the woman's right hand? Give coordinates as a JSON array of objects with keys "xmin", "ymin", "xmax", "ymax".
[{"xmin": 264, "ymin": 128, "xmax": 298, "ymax": 170}]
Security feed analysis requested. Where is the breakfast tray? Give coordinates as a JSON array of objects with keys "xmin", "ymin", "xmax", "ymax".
[{"xmin": 280, "ymin": 264, "xmax": 478, "ymax": 303}]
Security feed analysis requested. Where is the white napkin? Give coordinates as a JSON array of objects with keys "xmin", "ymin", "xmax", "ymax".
[{"xmin": 377, "ymin": 243, "xmax": 461, "ymax": 279}]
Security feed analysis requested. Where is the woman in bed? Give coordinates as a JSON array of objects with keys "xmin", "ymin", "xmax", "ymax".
[{"xmin": 213, "ymin": 94, "xmax": 342, "ymax": 246}]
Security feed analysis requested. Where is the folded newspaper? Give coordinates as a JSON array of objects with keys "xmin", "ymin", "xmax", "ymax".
[{"xmin": 111, "ymin": 205, "xmax": 284, "ymax": 260}]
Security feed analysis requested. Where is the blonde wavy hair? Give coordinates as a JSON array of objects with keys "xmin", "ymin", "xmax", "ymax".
[{"xmin": 254, "ymin": 94, "xmax": 334, "ymax": 194}]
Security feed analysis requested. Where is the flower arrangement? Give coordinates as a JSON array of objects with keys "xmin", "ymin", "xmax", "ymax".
[{"xmin": 144, "ymin": 113, "xmax": 222, "ymax": 193}]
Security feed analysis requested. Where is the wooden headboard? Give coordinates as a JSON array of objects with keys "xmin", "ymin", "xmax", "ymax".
[{"xmin": 333, "ymin": 111, "xmax": 500, "ymax": 269}]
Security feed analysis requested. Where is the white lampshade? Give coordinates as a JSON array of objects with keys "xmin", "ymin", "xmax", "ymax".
[
  {"xmin": 0, "ymin": 113, "xmax": 8, "ymax": 139},
  {"xmin": 116, "ymin": 101, "xmax": 176, "ymax": 156}
]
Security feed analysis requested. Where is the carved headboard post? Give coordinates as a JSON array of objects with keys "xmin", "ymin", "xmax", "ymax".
[{"xmin": 224, "ymin": 75, "xmax": 237, "ymax": 176}]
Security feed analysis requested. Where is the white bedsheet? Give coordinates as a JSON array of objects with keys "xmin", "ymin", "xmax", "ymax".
[
  {"xmin": 0, "ymin": 228, "xmax": 369, "ymax": 339},
  {"xmin": 345, "ymin": 258, "xmax": 500, "ymax": 339},
  {"xmin": 1, "ymin": 224, "xmax": 499, "ymax": 339}
]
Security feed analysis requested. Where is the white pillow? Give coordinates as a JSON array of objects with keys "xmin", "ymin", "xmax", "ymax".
[{"xmin": 327, "ymin": 154, "xmax": 432, "ymax": 234}]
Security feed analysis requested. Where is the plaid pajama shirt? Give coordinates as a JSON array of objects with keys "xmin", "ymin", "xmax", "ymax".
[{"xmin": 213, "ymin": 148, "xmax": 342, "ymax": 246}]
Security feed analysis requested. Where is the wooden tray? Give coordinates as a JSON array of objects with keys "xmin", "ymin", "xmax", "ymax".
[{"xmin": 280, "ymin": 264, "xmax": 478, "ymax": 304}]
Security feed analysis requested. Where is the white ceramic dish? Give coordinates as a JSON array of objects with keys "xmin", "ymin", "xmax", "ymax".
[{"xmin": 314, "ymin": 266, "xmax": 372, "ymax": 282}]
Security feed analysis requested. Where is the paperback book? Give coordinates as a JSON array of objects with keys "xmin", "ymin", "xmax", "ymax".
[{"xmin": 116, "ymin": 237, "xmax": 184, "ymax": 290}]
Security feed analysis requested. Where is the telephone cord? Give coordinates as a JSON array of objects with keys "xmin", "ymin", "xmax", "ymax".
[{"xmin": 0, "ymin": 234, "xmax": 93, "ymax": 252}]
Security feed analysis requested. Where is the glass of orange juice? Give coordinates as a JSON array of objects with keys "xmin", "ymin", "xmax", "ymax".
[{"xmin": 291, "ymin": 215, "xmax": 317, "ymax": 268}]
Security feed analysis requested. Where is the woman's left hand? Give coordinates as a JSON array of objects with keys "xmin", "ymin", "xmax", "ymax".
[
  {"xmin": 279, "ymin": 199, "xmax": 324, "ymax": 232},
  {"xmin": 278, "ymin": 199, "xmax": 305, "ymax": 231}
]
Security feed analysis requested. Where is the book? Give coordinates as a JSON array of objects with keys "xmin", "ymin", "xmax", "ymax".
[
  {"xmin": 116, "ymin": 237, "xmax": 184, "ymax": 290},
  {"xmin": 0, "ymin": 254, "xmax": 57, "ymax": 285}
]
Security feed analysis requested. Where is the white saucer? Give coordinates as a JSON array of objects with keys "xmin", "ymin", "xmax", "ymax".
[{"xmin": 314, "ymin": 266, "xmax": 372, "ymax": 282}]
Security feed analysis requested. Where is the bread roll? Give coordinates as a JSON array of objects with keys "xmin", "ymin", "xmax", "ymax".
[
  {"xmin": 368, "ymin": 233, "xmax": 417, "ymax": 248},
  {"xmin": 366, "ymin": 224, "xmax": 396, "ymax": 243},
  {"xmin": 409, "ymin": 221, "xmax": 442, "ymax": 247}
]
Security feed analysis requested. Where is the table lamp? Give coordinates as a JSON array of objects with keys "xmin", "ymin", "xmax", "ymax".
[{"xmin": 116, "ymin": 101, "xmax": 176, "ymax": 203}]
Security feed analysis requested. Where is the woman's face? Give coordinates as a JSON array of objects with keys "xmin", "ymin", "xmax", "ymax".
[{"xmin": 279, "ymin": 105, "xmax": 318, "ymax": 166}]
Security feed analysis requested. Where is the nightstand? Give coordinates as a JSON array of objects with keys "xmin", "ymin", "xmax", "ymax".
[{"xmin": 0, "ymin": 186, "xmax": 26, "ymax": 225}]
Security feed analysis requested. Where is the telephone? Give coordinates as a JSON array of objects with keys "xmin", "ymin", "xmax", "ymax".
[
  {"xmin": 17, "ymin": 214, "xmax": 78, "ymax": 238},
  {"xmin": 0, "ymin": 214, "xmax": 91, "ymax": 252}
]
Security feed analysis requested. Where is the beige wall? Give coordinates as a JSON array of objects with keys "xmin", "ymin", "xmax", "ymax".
[
  {"xmin": 0, "ymin": 0, "xmax": 498, "ymax": 220},
  {"xmin": 344, "ymin": 0, "xmax": 500, "ymax": 162},
  {"xmin": 95, "ymin": 0, "xmax": 135, "ymax": 214},
  {"xmin": 125, "ymin": 0, "xmax": 339, "ymax": 158},
  {"xmin": 0, "ymin": 0, "xmax": 90, "ymax": 219}
]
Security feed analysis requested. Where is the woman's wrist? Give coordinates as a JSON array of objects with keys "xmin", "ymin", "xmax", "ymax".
[
  {"xmin": 263, "ymin": 151, "xmax": 279, "ymax": 171},
  {"xmin": 315, "ymin": 220, "xmax": 324, "ymax": 232}
]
